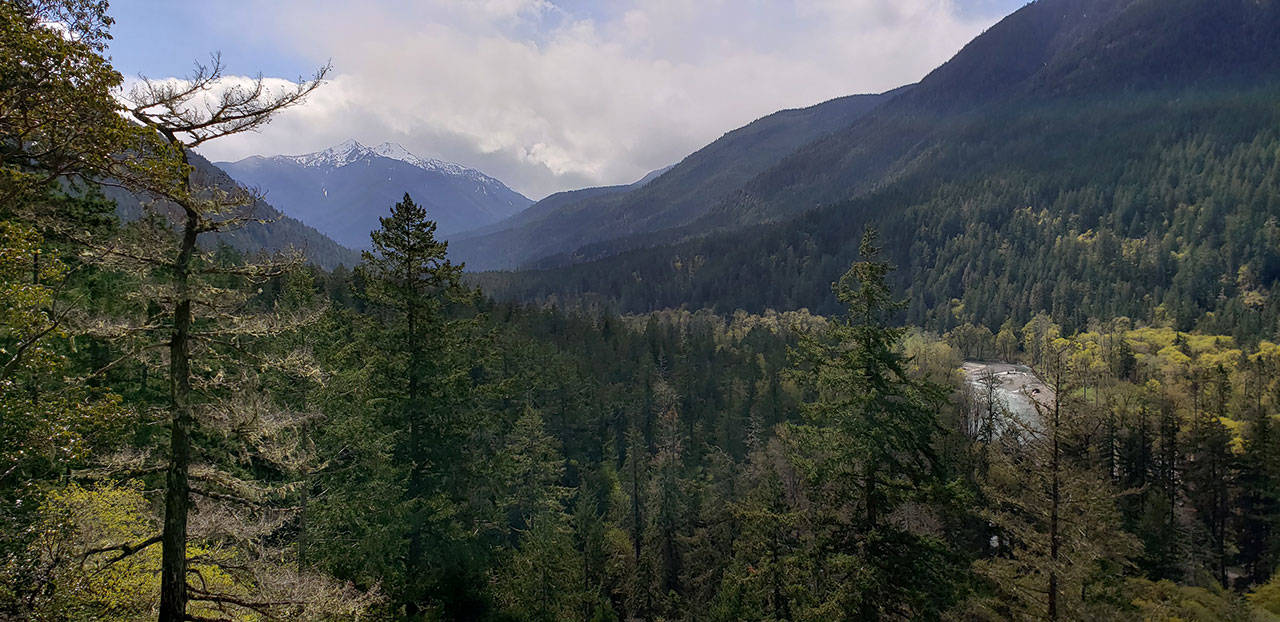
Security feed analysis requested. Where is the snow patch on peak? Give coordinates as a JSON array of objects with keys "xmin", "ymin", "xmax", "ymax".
[
  {"xmin": 371, "ymin": 142, "xmax": 480, "ymax": 178},
  {"xmin": 281, "ymin": 139, "xmax": 370, "ymax": 168},
  {"xmin": 279, "ymin": 140, "xmax": 489, "ymax": 182},
  {"xmin": 332, "ymin": 138, "xmax": 363, "ymax": 151},
  {"xmin": 370, "ymin": 142, "xmax": 413, "ymax": 161},
  {"xmin": 271, "ymin": 140, "xmax": 519, "ymax": 196}
]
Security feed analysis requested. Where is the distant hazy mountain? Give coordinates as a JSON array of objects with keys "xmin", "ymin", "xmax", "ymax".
[
  {"xmin": 496, "ymin": 165, "xmax": 676, "ymax": 230},
  {"xmin": 630, "ymin": 165, "xmax": 674, "ymax": 188},
  {"xmin": 102, "ymin": 152, "xmax": 360, "ymax": 270},
  {"xmin": 218, "ymin": 140, "xmax": 532, "ymax": 250},
  {"xmin": 450, "ymin": 91, "xmax": 896, "ymax": 271}
]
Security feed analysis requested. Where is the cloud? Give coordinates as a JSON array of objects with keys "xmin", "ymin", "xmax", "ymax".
[{"xmin": 179, "ymin": 1, "xmax": 1010, "ymax": 199}]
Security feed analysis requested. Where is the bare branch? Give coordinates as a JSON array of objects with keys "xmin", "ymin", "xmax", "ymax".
[
  {"xmin": 125, "ymin": 58, "xmax": 332, "ymax": 149},
  {"xmin": 81, "ymin": 535, "xmax": 162, "ymax": 566}
]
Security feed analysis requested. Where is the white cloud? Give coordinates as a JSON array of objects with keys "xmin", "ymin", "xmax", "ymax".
[{"xmin": 181, "ymin": 1, "xmax": 1008, "ymax": 199}]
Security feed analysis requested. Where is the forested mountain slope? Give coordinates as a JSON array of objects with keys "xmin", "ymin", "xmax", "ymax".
[
  {"xmin": 449, "ymin": 91, "xmax": 895, "ymax": 270},
  {"xmin": 461, "ymin": 0, "xmax": 1280, "ymax": 274},
  {"xmin": 475, "ymin": 0, "xmax": 1280, "ymax": 339},
  {"xmin": 453, "ymin": 164, "xmax": 673, "ymax": 243},
  {"xmin": 718, "ymin": 0, "xmax": 1280, "ymax": 222},
  {"xmin": 103, "ymin": 152, "xmax": 361, "ymax": 269}
]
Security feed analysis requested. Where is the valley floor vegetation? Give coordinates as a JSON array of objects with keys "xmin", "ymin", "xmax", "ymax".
[{"xmin": 8, "ymin": 1, "xmax": 1280, "ymax": 621}]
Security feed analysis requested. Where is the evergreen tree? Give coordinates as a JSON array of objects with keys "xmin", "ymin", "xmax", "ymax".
[
  {"xmin": 1236, "ymin": 354, "xmax": 1280, "ymax": 586},
  {"xmin": 1236, "ymin": 404, "xmax": 1280, "ymax": 587},
  {"xmin": 789, "ymin": 229, "xmax": 957, "ymax": 619},
  {"xmin": 119, "ymin": 54, "xmax": 332, "ymax": 622},
  {"xmin": 495, "ymin": 511, "xmax": 587, "ymax": 621},
  {"xmin": 638, "ymin": 384, "xmax": 690, "ymax": 617},
  {"xmin": 492, "ymin": 408, "xmax": 589, "ymax": 622},
  {"xmin": 1185, "ymin": 414, "xmax": 1238, "ymax": 587},
  {"xmin": 358, "ymin": 192, "xmax": 478, "ymax": 615}
]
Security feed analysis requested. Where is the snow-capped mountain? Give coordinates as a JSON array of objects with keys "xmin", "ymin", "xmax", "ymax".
[
  {"xmin": 280, "ymin": 139, "xmax": 470, "ymax": 176},
  {"xmin": 217, "ymin": 140, "xmax": 532, "ymax": 251}
]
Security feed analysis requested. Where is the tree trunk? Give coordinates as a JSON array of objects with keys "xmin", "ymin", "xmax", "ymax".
[
  {"xmin": 631, "ymin": 446, "xmax": 642, "ymax": 561},
  {"xmin": 1048, "ymin": 360, "xmax": 1062, "ymax": 622},
  {"xmin": 865, "ymin": 467, "xmax": 878, "ymax": 530},
  {"xmin": 405, "ymin": 260, "xmax": 425, "ymax": 617},
  {"xmin": 158, "ymin": 208, "xmax": 199, "ymax": 622},
  {"xmin": 860, "ymin": 465, "xmax": 880, "ymax": 622},
  {"xmin": 299, "ymin": 467, "xmax": 309, "ymax": 573}
]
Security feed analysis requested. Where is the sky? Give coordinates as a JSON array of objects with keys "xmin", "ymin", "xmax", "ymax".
[{"xmin": 107, "ymin": 0, "xmax": 1027, "ymax": 199}]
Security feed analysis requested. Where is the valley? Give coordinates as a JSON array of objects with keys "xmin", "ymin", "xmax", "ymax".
[{"xmin": 7, "ymin": 0, "xmax": 1280, "ymax": 620}]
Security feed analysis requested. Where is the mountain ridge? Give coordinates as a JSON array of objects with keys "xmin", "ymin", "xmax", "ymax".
[
  {"xmin": 450, "ymin": 89, "xmax": 900, "ymax": 270},
  {"xmin": 723, "ymin": 0, "xmax": 1280, "ymax": 221},
  {"xmin": 103, "ymin": 152, "xmax": 361, "ymax": 270},
  {"xmin": 456, "ymin": 0, "xmax": 1280, "ymax": 274}
]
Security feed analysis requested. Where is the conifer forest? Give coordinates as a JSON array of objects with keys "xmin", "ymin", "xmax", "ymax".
[{"xmin": 7, "ymin": 0, "xmax": 1280, "ymax": 620}]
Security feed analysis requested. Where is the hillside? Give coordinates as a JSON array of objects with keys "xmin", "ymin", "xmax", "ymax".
[
  {"xmin": 103, "ymin": 152, "xmax": 361, "ymax": 269},
  {"xmin": 473, "ymin": 0, "xmax": 1280, "ymax": 339},
  {"xmin": 219, "ymin": 140, "xmax": 531, "ymax": 250},
  {"xmin": 460, "ymin": 164, "xmax": 673, "ymax": 239},
  {"xmin": 717, "ymin": 0, "xmax": 1280, "ymax": 221},
  {"xmin": 449, "ymin": 91, "xmax": 896, "ymax": 270},
  {"xmin": 464, "ymin": 0, "xmax": 1280, "ymax": 275}
]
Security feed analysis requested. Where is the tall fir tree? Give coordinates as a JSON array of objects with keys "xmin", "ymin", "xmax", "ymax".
[
  {"xmin": 789, "ymin": 229, "xmax": 958, "ymax": 620},
  {"xmin": 359, "ymin": 192, "xmax": 479, "ymax": 616},
  {"xmin": 118, "ymin": 54, "xmax": 337, "ymax": 622}
]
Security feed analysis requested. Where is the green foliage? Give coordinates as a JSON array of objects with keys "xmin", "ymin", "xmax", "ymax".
[
  {"xmin": 494, "ymin": 511, "xmax": 587, "ymax": 621},
  {"xmin": 12, "ymin": 3, "xmax": 1280, "ymax": 619},
  {"xmin": 2, "ymin": 482, "xmax": 261, "ymax": 622},
  {"xmin": 0, "ymin": 219, "xmax": 130, "ymax": 583},
  {"xmin": 1131, "ymin": 579, "xmax": 1265, "ymax": 622},
  {"xmin": 1, "ymin": 482, "xmax": 159, "ymax": 621},
  {"xmin": 793, "ymin": 231, "xmax": 947, "ymax": 506},
  {"xmin": 0, "ymin": 0, "xmax": 159, "ymax": 207},
  {"xmin": 1249, "ymin": 573, "xmax": 1280, "ymax": 618},
  {"xmin": 310, "ymin": 193, "xmax": 493, "ymax": 616},
  {"xmin": 776, "ymin": 231, "xmax": 961, "ymax": 619}
]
